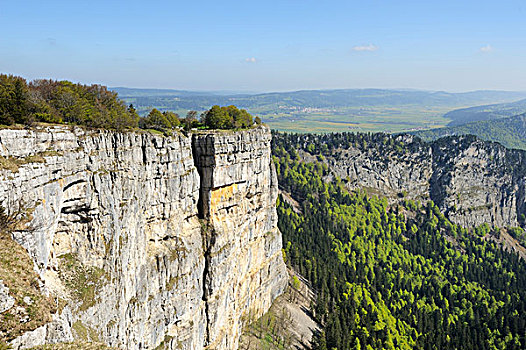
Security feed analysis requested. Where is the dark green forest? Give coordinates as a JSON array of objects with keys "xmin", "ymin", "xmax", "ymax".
[{"xmin": 272, "ymin": 133, "xmax": 526, "ymax": 350}]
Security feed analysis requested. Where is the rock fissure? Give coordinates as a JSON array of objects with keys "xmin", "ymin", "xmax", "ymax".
[
  {"xmin": 63, "ymin": 179, "xmax": 87, "ymax": 192},
  {"xmin": 192, "ymin": 140, "xmax": 214, "ymax": 348},
  {"xmin": 201, "ymin": 224, "xmax": 213, "ymax": 348},
  {"xmin": 0, "ymin": 126, "xmax": 287, "ymax": 350},
  {"xmin": 210, "ymin": 180, "xmax": 247, "ymax": 192}
]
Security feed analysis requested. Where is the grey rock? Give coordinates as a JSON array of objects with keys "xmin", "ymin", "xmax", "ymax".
[
  {"xmin": 303, "ymin": 134, "xmax": 526, "ymax": 228},
  {"xmin": 9, "ymin": 326, "xmax": 47, "ymax": 349},
  {"xmin": 10, "ymin": 310, "xmax": 74, "ymax": 350},
  {"xmin": 0, "ymin": 125, "xmax": 286, "ymax": 349},
  {"xmin": 0, "ymin": 280, "xmax": 15, "ymax": 313},
  {"xmin": 193, "ymin": 128, "xmax": 288, "ymax": 349}
]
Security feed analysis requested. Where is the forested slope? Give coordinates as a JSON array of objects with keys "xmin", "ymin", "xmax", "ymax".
[
  {"xmin": 444, "ymin": 99, "xmax": 526, "ymax": 126},
  {"xmin": 413, "ymin": 114, "xmax": 526, "ymax": 150},
  {"xmin": 272, "ymin": 133, "xmax": 526, "ymax": 350}
]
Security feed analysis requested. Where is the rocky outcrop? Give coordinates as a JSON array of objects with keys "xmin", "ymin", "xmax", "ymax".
[
  {"xmin": 193, "ymin": 130, "xmax": 287, "ymax": 349},
  {"xmin": 0, "ymin": 125, "xmax": 287, "ymax": 349},
  {"xmin": 295, "ymin": 134, "xmax": 526, "ymax": 228},
  {"xmin": 428, "ymin": 136, "xmax": 526, "ymax": 228},
  {"xmin": 0, "ymin": 281, "xmax": 15, "ymax": 314}
]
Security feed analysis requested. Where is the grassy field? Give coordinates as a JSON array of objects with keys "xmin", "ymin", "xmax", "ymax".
[{"xmin": 261, "ymin": 105, "xmax": 453, "ymax": 133}]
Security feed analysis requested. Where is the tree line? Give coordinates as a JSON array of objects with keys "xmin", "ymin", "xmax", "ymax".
[{"xmin": 0, "ymin": 74, "xmax": 261, "ymax": 132}]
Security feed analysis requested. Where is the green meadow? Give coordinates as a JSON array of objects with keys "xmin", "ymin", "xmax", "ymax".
[{"xmin": 261, "ymin": 105, "xmax": 453, "ymax": 133}]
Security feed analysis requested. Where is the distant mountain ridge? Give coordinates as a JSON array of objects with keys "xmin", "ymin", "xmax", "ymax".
[{"xmin": 112, "ymin": 87, "xmax": 526, "ymax": 111}]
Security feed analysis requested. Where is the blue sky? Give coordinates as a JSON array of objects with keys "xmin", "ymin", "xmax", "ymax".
[{"xmin": 1, "ymin": 0, "xmax": 525, "ymax": 92}]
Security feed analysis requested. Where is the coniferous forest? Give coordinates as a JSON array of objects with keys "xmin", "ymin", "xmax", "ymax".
[{"xmin": 272, "ymin": 133, "xmax": 526, "ymax": 350}]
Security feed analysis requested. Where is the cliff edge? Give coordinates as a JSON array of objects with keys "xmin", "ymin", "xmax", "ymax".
[{"xmin": 0, "ymin": 125, "xmax": 287, "ymax": 349}]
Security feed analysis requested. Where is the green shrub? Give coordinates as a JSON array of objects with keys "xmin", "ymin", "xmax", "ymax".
[{"xmin": 202, "ymin": 105, "xmax": 254, "ymax": 129}]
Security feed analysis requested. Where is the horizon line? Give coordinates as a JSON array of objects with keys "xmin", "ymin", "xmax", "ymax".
[{"xmin": 110, "ymin": 86, "xmax": 526, "ymax": 96}]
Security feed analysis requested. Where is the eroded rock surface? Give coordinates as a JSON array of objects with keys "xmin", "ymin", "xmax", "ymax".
[
  {"xmin": 298, "ymin": 134, "xmax": 526, "ymax": 228},
  {"xmin": 193, "ymin": 129, "xmax": 287, "ymax": 349},
  {"xmin": 0, "ymin": 125, "xmax": 286, "ymax": 349}
]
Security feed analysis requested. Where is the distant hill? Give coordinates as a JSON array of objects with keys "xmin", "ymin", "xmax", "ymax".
[
  {"xmin": 113, "ymin": 87, "xmax": 526, "ymax": 112},
  {"xmin": 111, "ymin": 87, "xmax": 526, "ymax": 133},
  {"xmin": 445, "ymin": 98, "xmax": 526, "ymax": 126},
  {"xmin": 112, "ymin": 87, "xmax": 216, "ymax": 97},
  {"xmin": 111, "ymin": 87, "xmax": 256, "ymax": 97},
  {"xmin": 413, "ymin": 113, "xmax": 526, "ymax": 150}
]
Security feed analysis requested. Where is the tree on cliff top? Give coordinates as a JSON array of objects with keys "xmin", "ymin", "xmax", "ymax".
[
  {"xmin": 1, "ymin": 74, "xmax": 263, "ymax": 133},
  {"xmin": 202, "ymin": 105, "xmax": 256, "ymax": 129},
  {"xmin": 0, "ymin": 74, "xmax": 140, "ymax": 130},
  {"xmin": 0, "ymin": 75, "xmax": 31, "ymax": 125},
  {"xmin": 138, "ymin": 108, "xmax": 181, "ymax": 131}
]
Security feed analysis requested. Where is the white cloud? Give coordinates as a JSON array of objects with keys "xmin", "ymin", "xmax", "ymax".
[
  {"xmin": 479, "ymin": 44, "xmax": 494, "ymax": 53},
  {"xmin": 245, "ymin": 57, "xmax": 257, "ymax": 63},
  {"xmin": 352, "ymin": 44, "xmax": 378, "ymax": 52}
]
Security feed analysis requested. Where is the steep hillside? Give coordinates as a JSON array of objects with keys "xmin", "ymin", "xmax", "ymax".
[
  {"xmin": 444, "ymin": 98, "xmax": 526, "ymax": 126},
  {"xmin": 413, "ymin": 113, "xmax": 526, "ymax": 150},
  {"xmin": 0, "ymin": 125, "xmax": 287, "ymax": 349}
]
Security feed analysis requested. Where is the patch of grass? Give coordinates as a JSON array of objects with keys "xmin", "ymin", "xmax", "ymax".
[
  {"xmin": 144, "ymin": 128, "xmax": 166, "ymax": 136},
  {"xmin": 28, "ymin": 342, "xmax": 115, "ymax": 349},
  {"xmin": 0, "ymin": 124, "xmax": 24, "ymax": 130},
  {"xmin": 154, "ymin": 335, "xmax": 173, "ymax": 350},
  {"xmin": 22, "ymin": 155, "xmax": 46, "ymax": 164},
  {"xmin": 240, "ymin": 291, "xmax": 294, "ymax": 350},
  {"xmin": 0, "ymin": 209, "xmax": 56, "ymax": 344},
  {"xmin": 103, "ymin": 237, "xmax": 113, "ymax": 256},
  {"xmin": 0, "ymin": 152, "xmax": 56, "ymax": 172},
  {"xmin": 118, "ymin": 234, "xmax": 127, "ymax": 248},
  {"xmin": 58, "ymin": 254, "xmax": 108, "ymax": 312},
  {"xmin": 166, "ymin": 276, "xmax": 180, "ymax": 291},
  {"xmin": 72, "ymin": 321, "xmax": 89, "ymax": 341},
  {"xmin": 0, "ymin": 156, "xmax": 19, "ymax": 172},
  {"xmin": 72, "ymin": 321, "xmax": 99, "ymax": 342},
  {"xmin": 106, "ymin": 319, "xmax": 116, "ymax": 331},
  {"xmin": 168, "ymin": 246, "xmax": 188, "ymax": 262},
  {"xmin": 40, "ymin": 150, "xmax": 64, "ymax": 157}
]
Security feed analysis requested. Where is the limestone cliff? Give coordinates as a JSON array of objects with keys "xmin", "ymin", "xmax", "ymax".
[
  {"xmin": 193, "ymin": 130, "xmax": 287, "ymax": 350},
  {"xmin": 0, "ymin": 125, "xmax": 287, "ymax": 349},
  {"xmin": 282, "ymin": 133, "xmax": 526, "ymax": 229}
]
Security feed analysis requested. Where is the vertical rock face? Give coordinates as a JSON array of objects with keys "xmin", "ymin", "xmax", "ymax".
[
  {"xmin": 294, "ymin": 134, "xmax": 526, "ymax": 228},
  {"xmin": 193, "ymin": 129, "xmax": 287, "ymax": 349},
  {"xmin": 0, "ymin": 125, "xmax": 286, "ymax": 349},
  {"xmin": 429, "ymin": 136, "xmax": 526, "ymax": 229}
]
